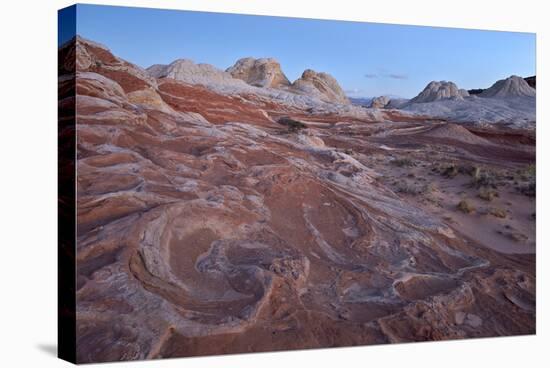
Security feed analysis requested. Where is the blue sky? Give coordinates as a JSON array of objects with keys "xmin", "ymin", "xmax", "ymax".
[{"xmin": 61, "ymin": 4, "xmax": 536, "ymax": 98}]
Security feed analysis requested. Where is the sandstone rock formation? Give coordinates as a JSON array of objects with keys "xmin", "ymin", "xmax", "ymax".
[
  {"xmin": 404, "ymin": 78, "xmax": 535, "ymax": 126},
  {"xmin": 71, "ymin": 36, "xmax": 157, "ymax": 92},
  {"xmin": 146, "ymin": 58, "xmax": 357, "ymax": 109},
  {"xmin": 146, "ymin": 59, "xmax": 248, "ymax": 90},
  {"xmin": 479, "ymin": 75, "xmax": 536, "ymax": 98},
  {"xmin": 61, "ymin": 36, "xmax": 536, "ymax": 363},
  {"xmin": 410, "ymin": 81, "xmax": 469, "ymax": 103},
  {"xmin": 370, "ymin": 95, "xmax": 391, "ymax": 109},
  {"xmin": 403, "ymin": 94, "xmax": 535, "ymax": 126},
  {"xmin": 226, "ymin": 57, "xmax": 291, "ymax": 88},
  {"xmin": 291, "ymin": 69, "xmax": 350, "ymax": 105}
]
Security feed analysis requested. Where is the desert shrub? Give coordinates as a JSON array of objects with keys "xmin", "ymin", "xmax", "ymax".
[
  {"xmin": 513, "ymin": 164, "xmax": 535, "ymax": 197},
  {"xmin": 441, "ymin": 164, "xmax": 459, "ymax": 178},
  {"xmin": 426, "ymin": 183, "xmax": 436, "ymax": 192},
  {"xmin": 478, "ymin": 188, "xmax": 498, "ymax": 201},
  {"xmin": 489, "ymin": 207, "xmax": 507, "ymax": 218},
  {"xmin": 395, "ymin": 181, "xmax": 431, "ymax": 195},
  {"xmin": 517, "ymin": 182, "xmax": 536, "ymax": 197},
  {"xmin": 518, "ymin": 164, "xmax": 536, "ymax": 181},
  {"xmin": 471, "ymin": 169, "xmax": 497, "ymax": 188},
  {"xmin": 277, "ymin": 116, "xmax": 306, "ymax": 133},
  {"xmin": 392, "ymin": 158, "xmax": 415, "ymax": 167},
  {"xmin": 459, "ymin": 165, "xmax": 478, "ymax": 176},
  {"xmin": 457, "ymin": 199, "xmax": 475, "ymax": 214}
]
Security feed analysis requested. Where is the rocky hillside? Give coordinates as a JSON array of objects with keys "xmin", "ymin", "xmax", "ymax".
[
  {"xmin": 469, "ymin": 76, "xmax": 536, "ymax": 95},
  {"xmin": 62, "ymin": 36, "xmax": 535, "ymax": 363},
  {"xmin": 479, "ymin": 75, "xmax": 536, "ymax": 98}
]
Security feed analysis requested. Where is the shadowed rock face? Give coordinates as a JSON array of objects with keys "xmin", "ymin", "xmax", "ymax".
[
  {"xmin": 524, "ymin": 76, "xmax": 536, "ymax": 89},
  {"xmin": 63, "ymin": 37, "xmax": 535, "ymax": 363},
  {"xmin": 227, "ymin": 57, "xmax": 291, "ymax": 88}
]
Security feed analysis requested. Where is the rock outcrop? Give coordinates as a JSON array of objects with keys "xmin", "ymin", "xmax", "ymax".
[
  {"xmin": 410, "ymin": 81, "xmax": 469, "ymax": 103},
  {"xmin": 226, "ymin": 57, "xmax": 291, "ymax": 88},
  {"xmin": 369, "ymin": 96, "xmax": 391, "ymax": 109},
  {"xmin": 68, "ymin": 36, "xmax": 157, "ymax": 93},
  {"xmin": 147, "ymin": 58, "xmax": 357, "ymax": 108},
  {"xmin": 291, "ymin": 69, "xmax": 350, "ymax": 105},
  {"xmin": 147, "ymin": 59, "xmax": 247, "ymax": 89},
  {"xmin": 479, "ymin": 75, "xmax": 536, "ymax": 98}
]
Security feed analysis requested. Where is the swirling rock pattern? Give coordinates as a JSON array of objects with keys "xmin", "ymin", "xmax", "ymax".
[{"xmin": 61, "ymin": 37, "xmax": 535, "ymax": 363}]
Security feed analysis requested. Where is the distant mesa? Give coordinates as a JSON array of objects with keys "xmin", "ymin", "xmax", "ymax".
[
  {"xmin": 467, "ymin": 88, "xmax": 484, "ymax": 95},
  {"xmin": 479, "ymin": 75, "xmax": 536, "ymax": 98},
  {"xmin": 291, "ymin": 69, "xmax": 350, "ymax": 105},
  {"xmin": 410, "ymin": 81, "xmax": 469, "ymax": 103},
  {"xmin": 227, "ymin": 57, "xmax": 291, "ymax": 88},
  {"xmin": 348, "ymin": 97, "xmax": 373, "ymax": 107},
  {"xmin": 524, "ymin": 76, "xmax": 536, "ymax": 89}
]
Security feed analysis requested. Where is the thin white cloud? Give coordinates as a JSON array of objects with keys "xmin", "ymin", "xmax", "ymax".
[
  {"xmin": 364, "ymin": 71, "xmax": 408, "ymax": 80},
  {"xmin": 387, "ymin": 73, "xmax": 408, "ymax": 80}
]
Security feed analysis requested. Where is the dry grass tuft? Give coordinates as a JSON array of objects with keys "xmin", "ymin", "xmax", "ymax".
[
  {"xmin": 489, "ymin": 207, "xmax": 507, "ymax": 218},
  {"xmin": 392, "ymin": 158, "xmax": 415, "ymax": 167},
  {"xmin": 478, "ymin": 188, "xmax": 498, "ymax": 201},
  {"xmin": 457, "ymin": 199, "xmax": 475, "ymax": 214}
]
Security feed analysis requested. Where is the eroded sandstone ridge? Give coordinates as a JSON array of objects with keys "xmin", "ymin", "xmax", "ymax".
[{"xmin": 61, "ymin": 36, "xmax": 535, "ymax": 363}]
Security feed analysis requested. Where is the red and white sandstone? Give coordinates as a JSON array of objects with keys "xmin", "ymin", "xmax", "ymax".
[{"xmin": 60, "ymin": 36, "xmax": 535, "ymax": 363}]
